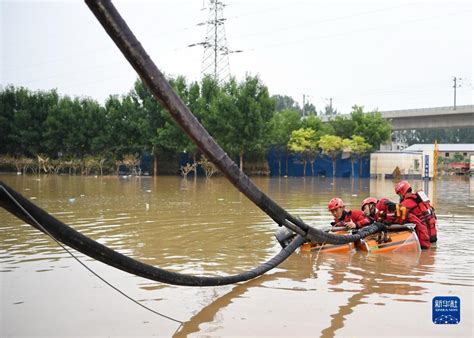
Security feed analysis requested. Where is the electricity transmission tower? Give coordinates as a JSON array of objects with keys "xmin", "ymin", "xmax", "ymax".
[{"xmin": 188, "ymin": 0, "xmax": 242, "ymax": 84}]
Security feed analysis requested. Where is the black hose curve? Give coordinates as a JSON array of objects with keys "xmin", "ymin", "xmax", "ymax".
[
  {"xmin": 306, "ymin": 222, "xmax": 386, "ymax": 244},
  {"xmin": 0, "ymin": 181, "xmax": 305, "ymax": 286}
]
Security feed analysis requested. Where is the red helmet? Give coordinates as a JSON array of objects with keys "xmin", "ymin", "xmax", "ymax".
[
  {"xmin": 375, "ymin": 198, "xmax": 389, "ymax": 212},
  {"xmin": 361, "ymin": 197, "xmax": 377, "ymax": 210},
  {"xmin": 395, "ymin": 181, "xmax": 411, "ymax": 196},
  {"xmin": 328, "ymin": 198, "xmax": 344, "ymax": 211}
]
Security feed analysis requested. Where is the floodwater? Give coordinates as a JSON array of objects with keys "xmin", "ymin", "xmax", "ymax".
[{"xmin": 0, "ymin": 174, "xmax": 473, "ymax": 337}]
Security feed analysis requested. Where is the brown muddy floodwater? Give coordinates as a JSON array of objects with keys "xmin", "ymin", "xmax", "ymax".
[{"xmin": 0, "ymin": 174, "xmax": 473, "ymax": 337}]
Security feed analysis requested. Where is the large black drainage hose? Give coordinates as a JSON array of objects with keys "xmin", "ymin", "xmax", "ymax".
[
  {"xmin": 0, "ymin": 182, "xmax": 306, "ymax": 286},
  {"xmin": 0, "ymin": 0, "xmax": 387, "ymax": 287},
  {"xmin": 0, "ymin": 180, "xmax": 384, "ymax": 286}
]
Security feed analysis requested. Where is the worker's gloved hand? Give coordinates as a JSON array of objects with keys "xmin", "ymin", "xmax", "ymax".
[{"xmin": 345, "ymin": 221, "xmax": 357, "ymax": 229}]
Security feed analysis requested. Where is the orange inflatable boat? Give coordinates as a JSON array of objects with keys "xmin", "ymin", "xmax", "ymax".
[{"xmin": 299, "ymin": 224, "xmax": 420, "ymax": 254}]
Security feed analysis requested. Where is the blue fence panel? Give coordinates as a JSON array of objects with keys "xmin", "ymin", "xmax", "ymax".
[
  {"xmin": 170, "ymin": 148, "xmax": 370, "ymax": 178},
  {"xmin": 140, "ymin": 152, "xmax": 152, "ymax": 175},
  {"xmin": 266, "ymin": 147, "xmax": 370, "ymax": 177}
]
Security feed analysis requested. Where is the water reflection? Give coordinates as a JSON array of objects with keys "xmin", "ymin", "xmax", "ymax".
[
  {"xmin": 318, "ymin": 252, "xmax": 429, "ymax": 338},
  {"xmin": 172, "ymin": 249, "xmax": 441, "ymax": 337},
  {"xmin": 174, "ymin": 272, "xmax": 287, "ymax": 337}
]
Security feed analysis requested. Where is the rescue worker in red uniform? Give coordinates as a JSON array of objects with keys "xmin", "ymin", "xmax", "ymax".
[
  {"xmin": 361, "ymin": 197, "xmax": 378, "ymax": 220},
  {"xmin": 395, "ymin": 181, "xmax": 438, "ymax": 243},
  {"xmin": 375, "ymin": 198, "xmax": 431, "ymax": 249},
  {"xmin": 328, "ymin": 198, "xmax": 373, "ymax": 229}
]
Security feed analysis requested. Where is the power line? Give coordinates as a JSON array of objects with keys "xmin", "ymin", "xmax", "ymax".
[
  {"xmin": 232, "ymin": 2, "xmax": 424, "ymax": 40},
  {"xmin": 242, "ymin": 9, "xmax": 468, "ymax": 51}
]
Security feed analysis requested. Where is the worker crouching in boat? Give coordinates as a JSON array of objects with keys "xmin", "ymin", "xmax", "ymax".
[
  {"xmin": 361, "ymin": 197, "xmax": 378, "ymax": 219},
  {"xmin": 375, "ymin": 198, "xmax": 431, "ymax": 250},
  {"xmin": 395, "ymin": 180, "xmax": 438, "ymax": 243},
  {"xmin": 328, "ymin": 198, "xmax": 373, "ymax": 229},
  {"xmin": 361, "ymin": 197, "xmax": 394, "ymax": 245}
]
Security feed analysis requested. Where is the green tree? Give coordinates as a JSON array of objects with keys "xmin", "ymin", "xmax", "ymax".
[
  {"xmin": 207, "ymin": 75, "xmax": 275, "ymax": 171},
  {"xmin": 302, "ymin": 114, "xmax": 335, "ymax": 137},
  {"xmin": 396, "ymin": 127, "xmax": 474, "ymax": 145},
  {"xmin": 0, "ymin": 86, "xmax": 22, "ymax": 155},
  {"xmin": 272, "ymin": 94, "xmax": 301, "ymax": 113},
  {"xmin": 8, "ymin": 88, "xmax": 58, "ymax": 157},
  {"xmin": 328, "ymin": 106, "xmax": 391, "ymax": 149},
  {"xmin": 85, "ymin": 99, "xmax": 109, "ymax": 158},
  {"xmin": 131, "ymin": 79, "xmax": 168, "ymax": 175},
  {"xmin": 78, "ymin": 98, "xmax": 105, "ymax": 158},
  {"xmin": 44, "ymin": 96, "xmax": 80, "ymax": 158},
  {"xmin": 351, "ymin": 105, "xmax": 392, "ymax": 149},
  {"xmin": 329, "ymin": 115, "xmax": 356, "ymax": 139},
  {"xmin": 268, "ymin": 108, "xmax": 301, "ymax": 175},
  {"xmin": 182, "ymin": 80, "xmax": 203, "ymax": 174},
  {"xmin": 104, "ymin": 94, "xmax": 143, "ymax": 161},
  {"xmin": 156, "ymin": 76, "xmax": 197, "ymax": 154},
  {"xmin": 322, "ymin": 103, "xmax": 338, "ymax": 116},
  {"xmin": 303, "ymin": 102, "xmax": 317, "ymax": 116},
  {"xmin": 319, "ymin": 134, "xmax": 344, "ymax": 177},
  {"xmin": 288, "ymin": 128, "xmax": 319, "ymax": 176},
  {"xmin": 342, "ymin": 135, "xmax": 372, "ymax": 177},
  {"xmin": 204, "ymin": 77, "xmax": 238, "ymax": 156},
  {"xmin": 452, "ymin": 152, "xmax": 465, "ymax": 162}
]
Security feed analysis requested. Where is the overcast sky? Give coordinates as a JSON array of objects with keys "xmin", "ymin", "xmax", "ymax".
[{"xmin": 1, "ymin": 0, "xmax": 472, "ymax": 114}]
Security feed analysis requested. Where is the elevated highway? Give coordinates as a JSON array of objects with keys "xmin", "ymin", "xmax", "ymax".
[{"xmin": 321, "ymin": 105, "xmax": 474, "ymax": 130}]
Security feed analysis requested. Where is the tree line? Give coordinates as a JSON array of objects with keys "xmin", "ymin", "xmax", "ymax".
[
  {"xmin": 394, "ymin": 128, "xmax": 474, "ymax": 145},
  {"xmin": 0, "ymin": 75, "xmax": 391, "ymax": 176},
  {"xmin": 269, "ymin": 106, "xmax": 391, "ymax": 177}
]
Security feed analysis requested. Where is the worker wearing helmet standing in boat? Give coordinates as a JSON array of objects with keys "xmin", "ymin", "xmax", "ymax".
[
  {"xmin": 375, "ymin": 197, "xmax": 431, "ymax": 250},
  {"xmin": 328, "ymin": 198, "xmax": 372, "ymax": 229},
  {"xmin": 395, "ymin": 181, "xmax": 438, "ymax": 243}
]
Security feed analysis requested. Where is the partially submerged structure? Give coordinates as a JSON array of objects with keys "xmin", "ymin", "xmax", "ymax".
[
  {"xmin": 371, "ymin": 144, "xmax": 474, "ymax": 179},
  {"xmin": 370, "ymin": 151, "xmax": 423, "ymax": 179}
]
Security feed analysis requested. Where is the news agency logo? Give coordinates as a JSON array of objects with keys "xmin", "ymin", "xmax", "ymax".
[{"xmin": 432, "ymin": 296, "xmax": 460, "ymax": 324}]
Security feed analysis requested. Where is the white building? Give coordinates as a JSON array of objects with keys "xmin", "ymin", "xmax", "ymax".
[
  {"xmin": 370, "ymin": 151, "xmax": 423, "ymax": 179},
  {"xmin": 404, "ymin": 144, "xmax": 474, "ymax": 160},
  {"xmin": 371, "ymin": 144, "xmax": 474, "ymax": 179}
]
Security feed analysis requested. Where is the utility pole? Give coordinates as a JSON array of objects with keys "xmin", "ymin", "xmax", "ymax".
[
  {"xmin": 453, "ymin": 76, "xmax": 457, "ymax": 110},
  {"xmin": 302, "ymin": 94, "xmax": 313, "ymax": 117},
  {"xmin": 452, "ymin": 76, "xmax": 462, "ymax": 110},
  {"xmin": 322, "ymin": 97, "xmax": 333, "ymax": 115},
  {"xmin": 302, "ymin": 94, "xmax": 306, "ymax": 117}
]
